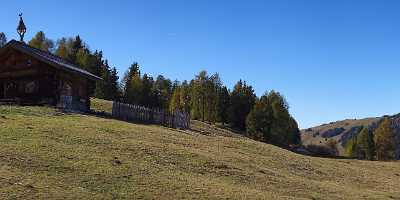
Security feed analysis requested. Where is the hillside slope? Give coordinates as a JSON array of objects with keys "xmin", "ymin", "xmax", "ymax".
[
  {"xmin": 301, "ymin": 114, "xmax": 400, "ymax": 158},
  {"xmin": 0, "ymin": 106, "xmax": 400, "ymax": 199},
  {"xmin": 301, "ymin": 117, "xmax": 380, "ymax": 155}
]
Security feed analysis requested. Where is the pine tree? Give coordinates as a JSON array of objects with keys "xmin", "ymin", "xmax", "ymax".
[
  {"xmin": 179, "ymin": 80, "xmax": 191, "ymax": 113},
  {"xmin": 109, "ymin": 67, "xmax": 121, "ymax": 100},
  {"xmin": 169, "ymin": 86, "xmax": 182, "ymax": 112},
  {"xmin": 153, "ymin": 75, "xmax": 172, "ymax": 109},
  {"xmin": 0, "ymin": 32, "xmax": 7, "ymax": 48},
  {"xmin": 140, "ymin": 73, "xmax": 154, "ymax": 107},
  {"xmin": 190, "ymin": 71, "xmax": 209, "ymax": 121},
  {"xmin": 246, "ymin": 91, "xmax": 300, "ymax": 146},
  {"xmin": 68, "ymin": 35, "xmax": 84, "ymax": 64},
  {"xmin": 246, "ymin": 97, "xmax": 271, "ymax": 141},
  {"xmin": 374, "ymin": 118, "xmax": 396, "ymax": 160},
  {"xmin": 55, "ymin": 38, "xmax": 68, "ymax": 58},
  {"xmin": 345, "ymin": 134, "xmax": 358, "ymax": 158},
  {"xmin": 229, "ymin": 80, "xmax": 256, "ymax": 130},
  {"xmin": 287, "ymin": 116, "xmax": 301, "ymax": 145},
  {"xmin": 217, "ymin": 86, "xmax": 230, "ymax": 125},
  {"xmin": 95, "ymin": 62, "xmax": 120, "ymax": 101},
  {"xmin": 356, "ymin": 127, "xmax": 375, "ymax": 160},
  {"xmin": 122, "ymin": 62, "xmax": 142, "ymax": 105},
  {"xmin": 28, "ymin": 31, "xmax": 54, "ymax": 52}
]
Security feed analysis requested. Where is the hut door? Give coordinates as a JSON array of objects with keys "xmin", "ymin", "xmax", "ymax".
[{"xmin": 59, "ymin": 81, "xmax": 73, "ymax": 109}]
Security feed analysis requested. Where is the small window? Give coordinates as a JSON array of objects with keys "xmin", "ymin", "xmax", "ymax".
[{"xmin": 25, "ymin": 81, "xmax": 37, "ymax": 94}]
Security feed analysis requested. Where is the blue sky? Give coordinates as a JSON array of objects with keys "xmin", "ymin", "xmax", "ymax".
[{"xmin": 1, "ymin": 0, "xmax": 400, "ymax": 128}]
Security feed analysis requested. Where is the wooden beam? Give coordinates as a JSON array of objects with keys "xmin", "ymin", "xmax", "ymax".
[{"xmin": 0, "ymin": 69, "xmax": 38, "ymax": 78}]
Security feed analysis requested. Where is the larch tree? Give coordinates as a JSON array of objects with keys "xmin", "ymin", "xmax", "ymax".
[
  {"xmin": 374, "ymin": 118, "xmax": 396, "ymax": 160},
  {"xmin": 190, "ymin": 70, "xmax": 209, "ymax": 121},
  {"xmin": 28, "ymin": 31, "xmax": 54, "ymax": 52},
  {"xmin": 169, "ymin": 86, "xmax": 182, "ymax": 112},
  {"xmin": 356, "ymin": 127, "xmax": 375, "ymax": 160},
  {"xmin": 122, "ymin": 62, "xmax": 142, "ymax": 105},
  {"xmin": 179, "ymin": 80, "xmax": 191, "ymax": 113}
]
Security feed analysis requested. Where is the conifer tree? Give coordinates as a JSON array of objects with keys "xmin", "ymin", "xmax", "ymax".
[
  {"xmin": 229, "ymin": 80, "xmax": 256, "ymax": 130},
  {"xmin": 246, "ymin": 91, "xmax": 300, "ymax": 146},
  {"xmin": 28, "ymin": 31, "xmax": 54, "ymax": 52},
  {"xmin": 109, "ymin": 67, "xmax": 121, "ymax": 100},
  {"xmin": 190, "ymin": 71, "xmax": 209, "ymax": 121},
  {"xmin": 68, "ymin": 35, "xmax": 84, "ymax": 64},
  {"xmin": 169, "ymin": 86, "xmax": 182, "ymax": 112},
  {"xmin": 345, "ymin": 134, "xmax": 358, "ymax": 158},
  {"xmin": 94, "ymin": 60, "xmax": 120, "ymax": 100},
  {"xmin": 140, "ymin": 73, "xmax": 155, "ymax": 107},
  {"xmin": 217, "ymin": 86, "xmax": 230, "ymax": 125},
  {"xmin": 356, "ymin": 127, "xmax": 375, "ymax": 160},
  {"xmin": 55, "ymin": 38, "xmax": 68, "ymax": 58},
  {"xmin": 179, "ymin": 80, "xmax": 191, "ymax": 113},
  {"xmin": 153, "ymin": 75, "xmax": 172, "ymax": 109},
  {"xmin": 246, "ymin": 97, "xmax": 270, "ymax": 141},
  {"xmin": 122, "ymin": 62, "xmax": 142, "ymax": 104},
  {"xmin": 374, "ymin": 118, "xmax": 396, "ymax": 160}
]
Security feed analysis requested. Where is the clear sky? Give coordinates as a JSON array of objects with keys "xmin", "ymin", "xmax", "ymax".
[{"xmin": 1, "ymin": 0, "xmax": 400, "ymax": 128}]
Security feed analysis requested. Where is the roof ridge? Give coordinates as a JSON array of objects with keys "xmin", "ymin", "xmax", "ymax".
[{"xmin": 10, "ymin": 39, "xmax": 76, "ymax": 66}]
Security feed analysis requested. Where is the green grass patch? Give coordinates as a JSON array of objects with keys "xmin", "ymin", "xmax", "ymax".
[{"xmin": 0, "ymin": 106, "xmax": 399, "ymax": 199}]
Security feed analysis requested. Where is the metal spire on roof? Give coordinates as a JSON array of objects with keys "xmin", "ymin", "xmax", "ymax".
[{"xmin": 17, "ymin": 13, "xmax": 27, "ymax": 42}]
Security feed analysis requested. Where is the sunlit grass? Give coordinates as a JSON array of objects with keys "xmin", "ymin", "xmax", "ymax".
[{"xmin": 0, "ymin": 105, "xmax": 399, "ymax": 199}]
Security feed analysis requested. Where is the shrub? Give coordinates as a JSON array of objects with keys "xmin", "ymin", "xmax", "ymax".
[{"xmin": 305, "ymin": 144, "xmax": 337, "ymax": 157}]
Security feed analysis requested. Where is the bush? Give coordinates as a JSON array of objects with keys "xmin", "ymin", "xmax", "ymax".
[{"xmin": 305, "ymin": 144, "xmax": 337, "ymax": 157}]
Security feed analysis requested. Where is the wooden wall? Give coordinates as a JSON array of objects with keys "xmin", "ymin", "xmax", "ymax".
[{"xmin": 0, "ymin": 48, "xmax": 92, "ymax": 111}]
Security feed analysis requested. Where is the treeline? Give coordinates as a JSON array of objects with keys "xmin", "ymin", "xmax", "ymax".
[
  {"xmin": 122, "ymin": 66, "xmax": 301, "ymax": 147},
  {"xmin": 345, "ymin": 117, "xmax": 398, "ymax": 161},
  {"xmin": 0, "ymin": 31, "xmax": 300, "ymax": 147}
]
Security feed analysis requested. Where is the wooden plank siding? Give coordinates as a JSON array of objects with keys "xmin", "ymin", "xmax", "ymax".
[
  {"xmin": 0, "ymin": 46, "xmax": 92, "ymax": 111},
  {"xmin": 112, "ymin": 102, "xmax": 191, "ymax": 129}
]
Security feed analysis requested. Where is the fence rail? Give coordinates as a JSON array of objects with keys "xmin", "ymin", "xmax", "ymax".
[{"xmin": 112, "ymin": 101, "xmax": 190, "ymax": 129}]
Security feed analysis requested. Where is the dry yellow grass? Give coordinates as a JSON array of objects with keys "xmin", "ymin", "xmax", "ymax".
[
  {"xmin": 90, "ymin": 98, "xmax": 113, "ymax": 113},
  {"xmin": 0, "ymin": 105, "xmax": 399, "ymax": 199}
]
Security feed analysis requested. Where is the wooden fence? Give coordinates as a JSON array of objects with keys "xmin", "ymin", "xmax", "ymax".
[{"xmin": 112, "ymin": 102, "xmax": 190, "ymax": 129}]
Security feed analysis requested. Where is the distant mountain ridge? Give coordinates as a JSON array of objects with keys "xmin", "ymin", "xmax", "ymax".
[{"xmin": 301, "ymin": 114, "xmax": 400, "ymax": 159}]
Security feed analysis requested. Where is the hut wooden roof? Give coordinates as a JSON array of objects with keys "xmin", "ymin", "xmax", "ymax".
[{"xmin": 0, "ymin": 40, "xmax": 101, "ymax": 81}]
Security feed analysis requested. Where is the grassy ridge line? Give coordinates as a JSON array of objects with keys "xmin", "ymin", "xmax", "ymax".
[{"xmin": 0, "ymin": 106, "xmax": 399, "ymax": 199}]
